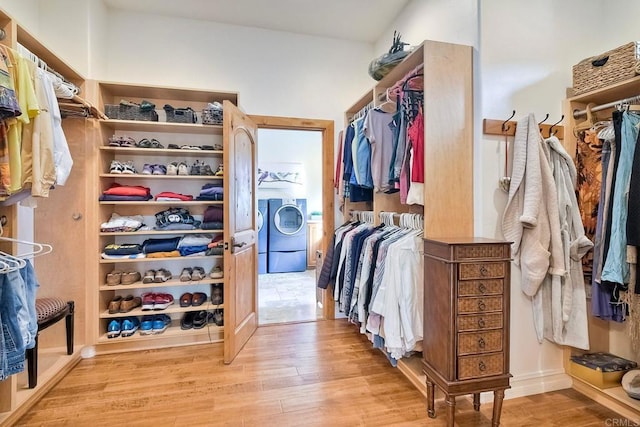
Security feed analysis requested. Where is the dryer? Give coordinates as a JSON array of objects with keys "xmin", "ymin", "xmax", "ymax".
[
  {"xmin": 257, "ymin": 199, "xmax": 268, "ymax": 274},
  {"xmin": 267, "ymin": 198, "xmax": 307, "ymax": 273}
]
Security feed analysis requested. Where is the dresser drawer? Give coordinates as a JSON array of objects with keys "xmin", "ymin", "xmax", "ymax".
[
  {"xmin": 458, "ymin": 330, "xmax": 503, "ymax": 355},
  {"xmin": 455, "ymin": 244, "xmax": 507, "ymax": 260},
  {"xmin": 458, "ymin": 279, "xmax": 503, "ymax": 297},
  {"xmin": 459, "ymin": 262, "xmax": 505, "ymax": 280},
  {"xmin": 458, "ymin": 353, "xmax": 504, "ymax": 380},
  {"xmin": 458, "ymin": 296, "xmax": 503, "ymax": 314},
  {"xmin": 457, "ymin": 313, "xmax": 503, "ymax": 332}
]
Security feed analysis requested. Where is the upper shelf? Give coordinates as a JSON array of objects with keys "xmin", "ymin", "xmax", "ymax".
[
  {"xmin": 99, "ymin": 146, "xmax": 223, "ymax": 157},
  {"xmin": 100, "ymin": 119, "xmax": 223, "ymax": 135},
  {"xmin": 568, "ymin": 75, "xmax": 640, "ymax": 105}
]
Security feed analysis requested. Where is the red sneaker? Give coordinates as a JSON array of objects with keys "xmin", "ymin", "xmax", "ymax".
[
  {"xmin": 141, "ymin": 293, "xmax": 156, "ymax": 310},
  {"xmin": 153, "ymin": 293, "xmax": 174, "ymax": 310}
]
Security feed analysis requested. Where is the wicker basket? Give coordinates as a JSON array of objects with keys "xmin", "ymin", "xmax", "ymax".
[
  {"xmin": 166, "ymin": 107, "xmax": 196, "ymax": 124},
  {"xmin": 202, "ymin": 108, "xmax": 223, "ymax": 125},
  {"xmin": 573, "ymin": 42, "xmax": 640, "ymax": 95},
  {"xmin": 104, "ymin": 104, "xmax": 158, "ymax": 121}
]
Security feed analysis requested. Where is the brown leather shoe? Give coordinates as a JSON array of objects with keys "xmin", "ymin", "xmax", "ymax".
[
  {"xmin": 119, "ymin": 295, "xmax": 142, "ymax": 313},
  {"xmin": 191, "ymin": 292, "xmax": 207, "ymax": 307},
  {"xmin": 108, "ymin": 296, "xmax": 123, "ymax": 314}
]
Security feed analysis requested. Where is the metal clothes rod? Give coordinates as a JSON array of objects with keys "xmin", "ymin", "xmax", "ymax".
[{"xmin": 573, "ymin": 94, "xmax": 640, "ymax": 118}]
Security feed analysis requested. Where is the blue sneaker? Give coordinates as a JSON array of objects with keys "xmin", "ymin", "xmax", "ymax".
[
  {"xmin": 121, "ymin": 317, "xmax": 140, "ymax": 337},
  {"xmin": 140, "ymin": 315, "xmax": 154, "ymax": 335},
  {"xmin": 107, "ymin": 319, "xmax": 121, "ymax": 338},
  {"xmin": 153, "ymin": 314, "xmax": 171, "ymax": 334}
]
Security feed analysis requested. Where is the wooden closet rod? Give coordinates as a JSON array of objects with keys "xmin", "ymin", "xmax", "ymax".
[{"xmin": 573, "ymin": 94, "xmax": 640, "ymax": 118}]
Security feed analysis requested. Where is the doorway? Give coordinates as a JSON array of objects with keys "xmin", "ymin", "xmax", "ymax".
[{"xmin": 249, "ymin": 116, "xmax": 335, "ymax": 325}]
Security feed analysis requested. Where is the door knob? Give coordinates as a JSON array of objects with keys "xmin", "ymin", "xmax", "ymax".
[
  {"xmin": 72, "ymin": 213, "xmax": 82, "ymax": 220},
  {"xmin": 233, "ymin": 241, "xmax": 246, "ymax": 248}
]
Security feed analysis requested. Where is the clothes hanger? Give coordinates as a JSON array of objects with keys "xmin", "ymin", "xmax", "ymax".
[
  {"xmin": 0, "ymin": 222, "xmax": 53, "ymax": 260},
  {"xmin": 573, "ymin": 103, "xmax": 598, "ymax": 137}
]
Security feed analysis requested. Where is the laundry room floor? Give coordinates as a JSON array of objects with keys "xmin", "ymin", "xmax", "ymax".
[{"xmin": 258, "ymin": 269, "xmax": 319, "ymax": 324}]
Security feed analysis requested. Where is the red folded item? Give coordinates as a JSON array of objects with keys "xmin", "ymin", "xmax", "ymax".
[
  {"xmin": 103, "ymin": 183, "xmax": 151, "ymax": 197},
  {"xmin": 154, "ymin": 192, "xmax": 194, "ymax": 201}
]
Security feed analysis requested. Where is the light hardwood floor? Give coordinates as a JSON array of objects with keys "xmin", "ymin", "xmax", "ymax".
[{"xmin": 16, "ymin": 320, "xmax": 628, "ymax": 426}]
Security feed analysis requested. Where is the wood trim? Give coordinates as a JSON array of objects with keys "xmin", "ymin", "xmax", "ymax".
[{"xmin": 248, "ymin": 115, "xmax": 335, "ymax": 320}]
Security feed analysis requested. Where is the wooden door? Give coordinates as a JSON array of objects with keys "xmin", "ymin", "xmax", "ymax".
[{"xmin": 223, "ymin": 101, "xmax": 258, "ymax": 364}]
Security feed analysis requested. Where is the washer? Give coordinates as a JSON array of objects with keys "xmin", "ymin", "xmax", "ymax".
[
  {"xmin": 257, "ymin": 199, "xmax": 268, "ymax": 274},
  {"xmin": 267, "ymin": 198, "xmax": 307, "ymax": 273}
]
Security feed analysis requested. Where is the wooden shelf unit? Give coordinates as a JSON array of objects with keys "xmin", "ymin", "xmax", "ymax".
[
  {"xmin": 562, "ymin": 76, "xmax": 640, "ymax": 421},
  {"xmin": 0, "ymin": 6, "xmax": 90, "ymax": 425},
  {"xmin": 340, "ymin": 40, "xmax": 475, "ymax": 403},
  {"xmin": 93, "ymin": 81, "xmax": 236, "ymax": 355}
]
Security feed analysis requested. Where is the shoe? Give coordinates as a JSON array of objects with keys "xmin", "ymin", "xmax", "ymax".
[
  {"xmin": 106, "ymin": 270, "xmax": 122, "ymax": 286},
  {"xmin": 154, "ymin": 268, "xmax": 172, "ymax": 282},
  {"xmin": 179, "ymin": 267, "xmax": 192, "ymax": 282},
  {"xmin": 191, "ymin": 266, "xmax": 206, "ymax": 281},
  {"xmin": 119, "ymin": 295, "xmax": 142, "ymax": 313},
  {"xmin": 141, "ymin": 163, "xmax": 154, "ymax": 175},
  {"xmin": 152, "ymin": 314, "xmax": 171, "ymax": 334},
  {"xmin": 153, "ymin": 293, "xmax": 174, "ymax": 310},
  {"xmin": 120, "ymin": 271, "xmax": 141, "ymax": 285},
  {"xmin": 141, "ymin": 292, "xmax": 156, "ymax": 310},
  {"xmin": 121, "ymin": 317, "xmax": 140, "ymax": 337},
  {"xmin": 107, "ymin": 319, "xmax": 122, "ymax": 338},
  {"xmin": 180, "ymin": 292, "xmax": 193, "ymax": 307},
  {"xmin": 200, "ymin": 164, "xmax": 214, "ymax": 176},
  {"xmin": 213, "ymin": 309, "xmax": 223, "ymax": 326},
  {"xmin": 192, "ymin": 292, "xmax": 207, "ymax": 307},
  {"xmin": 152, "ymin": 164, "xmax": 167, "ymax": 175},
  {"xmin": 108, "ymin": 135, "xmax": 122, "ymax": 146},
  {"xmin": 167, "ymin": 162, "xmax": 178, "ymax": 175},
  {"xmin": 177, "ymin": 162, "xmax": 189, "ymax": 176},
  {"xmin": 121, "ymin": 160, "xmax": 136, "ymax": 174},
  {"xmin": 209, "ymin": 266, "xmax": 223, "ymax": 279},
  {"xmin": 181, "ymin": 312, "xmax": 195, "ymax": 330},
  {"xmin": 140, "ymin": 315, "xmax": 154, "ymax": 335},
  {"xmin": 214, "ymin": 164, "xmax": 223, "ymax": 176},
  {"xmin": 108, "ymin": 296, "xmax": 123, "ymax": 314},
  {"xmin": 192, "ymin": 311, "xmax": 207, "ymax": 329},
  {"xmin": 109, "ymin": 160, "xmax": 124, "ymax": 174},
  {"xmin": 142, "ymin": 270, "xmax": 156, "ymax": 284},
  {"xmin": 189, "ymin": 161, "xmax": 201, "ymax": 176},
  {"xmin": 211, "ymin": 284, "xmax": 223, "ymax": 305}
]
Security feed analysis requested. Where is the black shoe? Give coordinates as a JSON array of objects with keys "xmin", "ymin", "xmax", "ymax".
[
  {"xmin": 192, "ymin": 311, "xmax": 207, "ymax": 329},
  {"xmin": 180, "ymin": 311, "xmax": 195, "ymax": 330}
]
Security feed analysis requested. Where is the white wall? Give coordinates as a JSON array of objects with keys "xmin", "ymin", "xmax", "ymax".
[
  {"xmin": 256, "ymin": 129, "xmax": 323, "ymax": 216},
  {"xmin": 374, "ymin": 0, "xmax": 479, "ymax": 55},
  {"xmin": 1, "ymin": 0, "xmax": 39, "ymax": 33},
  {"xmin": 105, "ymin": 10, "xmax": 373, "ymax": 122},
  {"xmin": 87, "ymin": 0, "xmax": 108, "ymax": 79}
]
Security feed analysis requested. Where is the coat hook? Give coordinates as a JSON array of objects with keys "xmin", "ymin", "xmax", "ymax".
[
  {"xmin": 501, "ymin": 110, "xmax": 516, "ymax": 132},
  {"xmin": 0, "ymin": 29, "xmax": 5, "ymax": 41},
  {"xmin": 549, "ymin": 115, "xmax": 564, "ymax": 136},
  {"xmin": 538, "ymin": 113, "xmax": 549, "ymax": 132}
]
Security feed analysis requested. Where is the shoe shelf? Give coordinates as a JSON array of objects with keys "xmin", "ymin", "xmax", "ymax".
[
  {"xmin": 100, "ymin": 255, "xmax": 223, "ymax": 264},
  {"xmin": 100, "ymin": 229, "xmax": 223, "ymax": 236},
  {"xmin": 99, "ymin": 304, "xmax": 225, "ymax": 318},
  {"xmin": 99, "ymin": 146, "xmax": 223, "ymax": 157},
  {"xmin": 99, "ymin": 173, "xmax": 223, "ymax": 180},
  {"xmin": 100, "ymin": 277, "xmax": 224, "ymax": 291},
  {"xmin": 99, "ymin": 201, "xmax": 223, "ymax": 206},
  {"xmin": 97, "ymin": 323, "xmax": 224, "ymax": 344},
  {"xmin": 99, "ymin": 119, "xmax": 223, "ymax": 135}
]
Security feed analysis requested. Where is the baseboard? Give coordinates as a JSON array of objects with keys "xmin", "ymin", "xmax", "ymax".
[{"xmin": 477, "ymin": 369, "xmax": 572, "ymax": 403}]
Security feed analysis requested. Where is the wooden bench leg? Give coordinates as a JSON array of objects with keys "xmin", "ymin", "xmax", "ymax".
[
  {"xmin": 446, "ymin": 395, "xmax": 456, "ymax": 427},
  {"xmin": 426, "ymin": 377, "xmax": 435, "ymax": 418},
  {"xmin": 27, "ymin": 335, "xmax": 38, "ymax": 389},
  {"xmin": 66, "ymin": 301, "xmax": 75, "ymax": 355},
  {"xmin": 492, "ymin": 389, "xmax": 505, "ymax": 427}
]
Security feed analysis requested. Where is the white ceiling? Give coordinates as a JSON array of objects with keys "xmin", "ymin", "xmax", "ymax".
[{"xmin": 103, "ymin": 0, "xmax": 409, "ymax": 43}]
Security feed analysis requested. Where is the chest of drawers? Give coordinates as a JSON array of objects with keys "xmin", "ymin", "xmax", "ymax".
[{"xmin": 422, "ymin": 237, "xmax": 512, "ymax": 427}]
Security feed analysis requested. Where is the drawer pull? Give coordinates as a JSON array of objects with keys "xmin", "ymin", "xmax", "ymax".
[
  {"xmin": 478, "ymin": 318, "xmax": 486, "ymax": 328},
  {"xmin": 478, "ymin": 300, "xmax": 486, "ymax": 311},
  {"xmin": 478, "ymin": 283, "xmax": 487, "ymax": 293},
  {"xmin": 479, "ymin": 361, "xmax": 486, "ymax": 371},
  {"xmin": 478, "ymin": 337, "xmax": 486, "ymax": 348},
  {"xmin": 479, "ymin": 266, "xmax": 488, "ymax": 276}
]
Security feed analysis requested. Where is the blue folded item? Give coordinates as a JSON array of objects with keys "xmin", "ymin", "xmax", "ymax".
[
  {"xmin": 100, "ymin": 194, "xmax": 153, "ymax": 201},
  {"xmin": 196, "ymin": 195, "xmax": 223, "ymax": 201},
  {"xmin": 201, "ymin": 221, "xmax": 224, "ymax": 230},
  {"xmin": 103, "ymin": 243, "xmax": 143, "ymax": 255},
  {"xmin": 179, "ymin": 245, "xmax": 209, "ymax": 256},
  {"xmin": 142, "ymin": 236, "xmax": 181, "ymax": 254}
]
